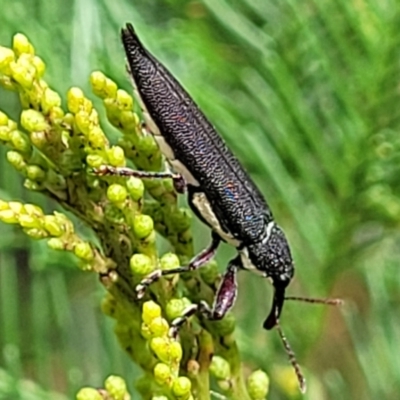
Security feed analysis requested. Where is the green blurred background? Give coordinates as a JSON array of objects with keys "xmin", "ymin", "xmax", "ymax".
[{"xmin": 1, "ymin": 0, "xmax": 400, "ymax": 399}]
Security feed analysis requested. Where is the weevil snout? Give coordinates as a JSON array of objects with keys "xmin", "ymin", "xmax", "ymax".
[{"xmin": 245, "ymin": 223, "xmax": 294, "ymax": 329}]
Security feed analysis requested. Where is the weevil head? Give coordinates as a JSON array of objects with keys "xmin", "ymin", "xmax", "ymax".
[{"xmin": 244, "ymin": 222, "xmax": 294, "ymax": 330}]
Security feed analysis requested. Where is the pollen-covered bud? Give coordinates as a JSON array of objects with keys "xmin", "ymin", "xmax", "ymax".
[
  {"xmin": 67, "ymin": 87, "xmax": 86, "ymax": 114},
  {"xmin": 47, "ymin": 238, "xmax": 65, "ymax": 250},
  {"xmin": 160, "ymin": 253, "xmax": 180, "ymax": 272},
  {"xmin": 107, "ymin": 146, "xmax": 125, "ymax": 167},
  {"xmin": 20, "ymin": 109, "xmax": 49, "ymax": 132},
  {"xmin": 42, "ymin": 215, "xmax": 64, "ymax": 236},
  {"xmin": 86, "ymin": 154, "xmax": 107, "ymax": 168},
  {"xmin": 0, "ymin": 46, "xmax": 15, "ymax": 74},
  {"xmin": 87, "ymin": 126, "xmax": 108, "ymax": 149},
  {"xmin": 10, "ymin": 130, "xmax": 31, "ymax": 154},
  {"xmin": 10, "ymin": 55, "xmax": 36, "ymax": 89},
  {"xmin": 104, "ymin": 375, "xmax": 128, "ymax": 400},
  {"xmin": 116, "ymin": 89, "xmax": 134, "ymax": 111},
  {"xmin": 0, "ymin": 209, "xmax": 18, "ymax": 224},
  {"xmin": 18, "ymin": 214, "xmax": 41, "ymax": 229},
  {"xmin": 142, "ymin": 301, "xmax": 162, "ymax": 325},
  {"xmin": 169, "ymin": 341, "xmax": 183, "ymax": 363},
  {"xmin": 136, "ymin": 135, "xmax": 159, "ymax": 157},
  {"xmin": 26, "ymin": 165, "xmax": 46, "ymax": 182},
  {"xmin": 247, "ymin": 370, "xmax": 269, "ymax": 400},
  {"xmin": 24, "ymin": 228, "xmax": 48, "ymax": 239},
  {"xmin": 74, "ymin": 242, "xmax": 94, "ymax": 261},
  {"xmin": 149, "ymin": 317, "xmax": 169, "ymax": 338},
  {"xmin": 130, "ymin": 253, "xmax": 154, "ymax": 276},
  {"xmin": 13, "ymin": 33, "xmax": 34, "ymax": 56},
  {"xmin": 76, "ymin": 387, "xmax": 103, "ymax": 400},
  {"xmin": 153, "ymin": 363, "xmax": 173, "ymax": 386},
  {"xmin": 41, "ymin": 87, "xmax": 62, "ymax": 114},
  {"xmin": 32, "ymin": 55, "xmax": 45, "ymax": 77},
  {"xmin": 133, "ymin": 214, "xmax": 154, "ymax": 239},
  {"xmin": 107, "ymin": 184, "xmax": 128, "ymax": 204},
  {"xmin": 150, "ymin": 337, "xmax": 171, "ymax": 363},
  {"xmin": 127, "ymin": 177, "xmax": 144, "ymax": 201},
  {"xmin": 171, "ymin": 376, "xmax": 192, "ymax": 399},
  {"xmin": 166, "ymin": 298, "xmax": 191, "ymax": 321},
  {"xmin": 210, "ymin": 356, "xmax": 231, "ymax": 380},
  {"xmin": 7, "ymin": 150, "xmax": 26, "ymax": 171},
  {"xmin": 90, "ymin": 71, "xmax": 107, "ymax": 98}
]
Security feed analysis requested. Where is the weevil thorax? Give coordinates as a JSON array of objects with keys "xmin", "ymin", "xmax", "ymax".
[{"xmin": 241, "ymin": 222, "xmax": 294, "ymax": 282}]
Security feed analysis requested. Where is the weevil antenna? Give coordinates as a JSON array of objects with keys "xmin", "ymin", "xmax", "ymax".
[
  {"xmin": 285, "ymin": 296, "xmax": 344, "ymax": 306},
  {"xmin": 275, "ymin": 318, "xmax": 307, "ymax": 394}
]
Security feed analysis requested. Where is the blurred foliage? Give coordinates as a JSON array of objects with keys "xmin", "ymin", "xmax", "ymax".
[{"xmin": 1, "ymin": 0, "xmax": 400, "ymax": 399}]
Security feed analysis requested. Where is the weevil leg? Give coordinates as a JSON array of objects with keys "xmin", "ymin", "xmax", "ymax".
[
  {"xmin": 169, "ymin": 256, "xmax": 240, "ymax": 338},
  {"xmin": 136, "ymin": 234, "xmax": 221, "ymax": 299},
  {"xmin": 94, "ymin": 165, "xmax": 186, "ymax": 193}
]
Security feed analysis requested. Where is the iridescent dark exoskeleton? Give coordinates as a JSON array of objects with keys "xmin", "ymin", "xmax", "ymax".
[
  {"xmin": 97, "ymin": 24, "xmax": 341, "ymax": 393},
  {"xmin": 117, "ymin": 22, "xmax": 293, "ymax": 328}
]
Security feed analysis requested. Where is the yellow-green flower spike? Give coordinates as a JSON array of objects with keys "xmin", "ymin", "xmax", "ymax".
[
  {"xmin": 86, "ymin": 154, "xmax": 107, "ymax": 168},
  {"xmin": 67, "ymin": 87, "xmax": 88, "ymax": 114},
  {"xmin": 142, "ymin": 301, "xmax": 162, "ymax": 325},
  {"xmin": 247, "ymin": 370, "xmax": 269, "ymax": 400},
  {"xmin": 76, "ymin": 387, "xmax": 103, "ymax": 400},
  {"xmin": 153, "ymin": 363, "xmax": 172, "ymax": 386},
  {"xmin": 210, "ymin": 356, "xmax": 231, "ymax": 380},
  {"xmin": 18, "ymin": 214, "xmax": 41, "ymax": 229},
  {"xmin": 133, "ymin": 214, "xmax": 154, "ymax": 239},
  {"xmin": 104, "ymin": 375, "xmax": 128, "ymax": 400},
  {"xmin": 32, "ymin": 55, "xmax": 45, "ymax": 77},
  {"xmin": 171, "ymin": 376, "xmax": 192, "ymax": 399},
  {"xmin": 150, "ymin": 337, "xmax": 171, "ymax": 363}
]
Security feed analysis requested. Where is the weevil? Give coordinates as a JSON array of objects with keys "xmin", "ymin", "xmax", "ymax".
[{"xmin": 97, "ymin": 23, "xmax": 342, "ymax": 393}]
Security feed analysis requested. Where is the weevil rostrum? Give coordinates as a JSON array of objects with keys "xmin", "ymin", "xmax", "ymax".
[{"xmin": 97, "ymin": 23, "xmax": 342, "ymax": 392}]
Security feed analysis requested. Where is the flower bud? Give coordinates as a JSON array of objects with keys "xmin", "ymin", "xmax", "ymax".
[
  {"xmin": 247, "ymin": 370, "xmax": 269, "ymax": 400},
  {"xmin": 172, "ymin": 376, "xmax": 192, "ymax": 398},
  {"xmin": 210, "ymin": 356, "xmax": 231, "ymax": 380},
  {"xmin": 160, "ymin": 253, "xmax": 180, "ymax": 272},
  {"xmin": 127, "ymin": 177, "xmax": 144, "ymax": 201},
  {"xmin": 149, "ymin": 317, "xmax": 169, "ymax": 337},
  {"xmin": 130, "ymin": 253, "xmax": 154, "ymax": 276},
  {"xmin": 153, "ymin": 363, "xmax": 172, "ymax": 386},
  {"xmin": 107, "ymin": 184, "xmax": 128, "ymax": 204},
  {"xmin": 74, "ymin": 242, "xmax": 94, "ymax": 261},
  {"xmin": 13, "ymin": 33, "xmax": 34, "ymax": 56},
  {"xmin": 107, "ymin": 146, "xmax": 125, "ymax": 167},
  {"xmin": 133, "ymin": 215, "xmax": 154, "ymax": 239},
  {"xmin": 142, "ymin": 301, "xmax": 162, "ymax": 325},
  {"xmin": 21, "ymin": 109, "xmax": 49, "ymax": 132},
  {"xmin": 104, "ymin": 375, "xmax": 127, "ymax": 400},
  {"xmin": 75, "ymin": 387, "xmax": 103, "ymax": 400}
]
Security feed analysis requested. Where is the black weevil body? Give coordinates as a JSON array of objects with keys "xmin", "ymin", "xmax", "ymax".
[
  {"xmin": 119, "ymin": 23, "xmax": 294, "ymax": 330},
  {"xmin": 95, "ymin": 23, "xmax": 341, "ymax": 393}
]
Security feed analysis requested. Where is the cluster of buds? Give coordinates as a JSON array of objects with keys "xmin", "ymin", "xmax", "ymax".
[
  {"xmin": 141, "ymin": 301, "xmax": 193, "ymax": 400},
  {"xmin": 76, "ymin": 375, "xmax": 130, "ymax": 400},
  {"xmin": 0, "ymin": 200, "xmax": 98, "ymax": 268}
]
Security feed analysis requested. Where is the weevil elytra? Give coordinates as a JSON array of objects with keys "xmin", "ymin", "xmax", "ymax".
[{"xmin": 96, "ymin": 23, "xmax": 342, "ymax": 392}]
